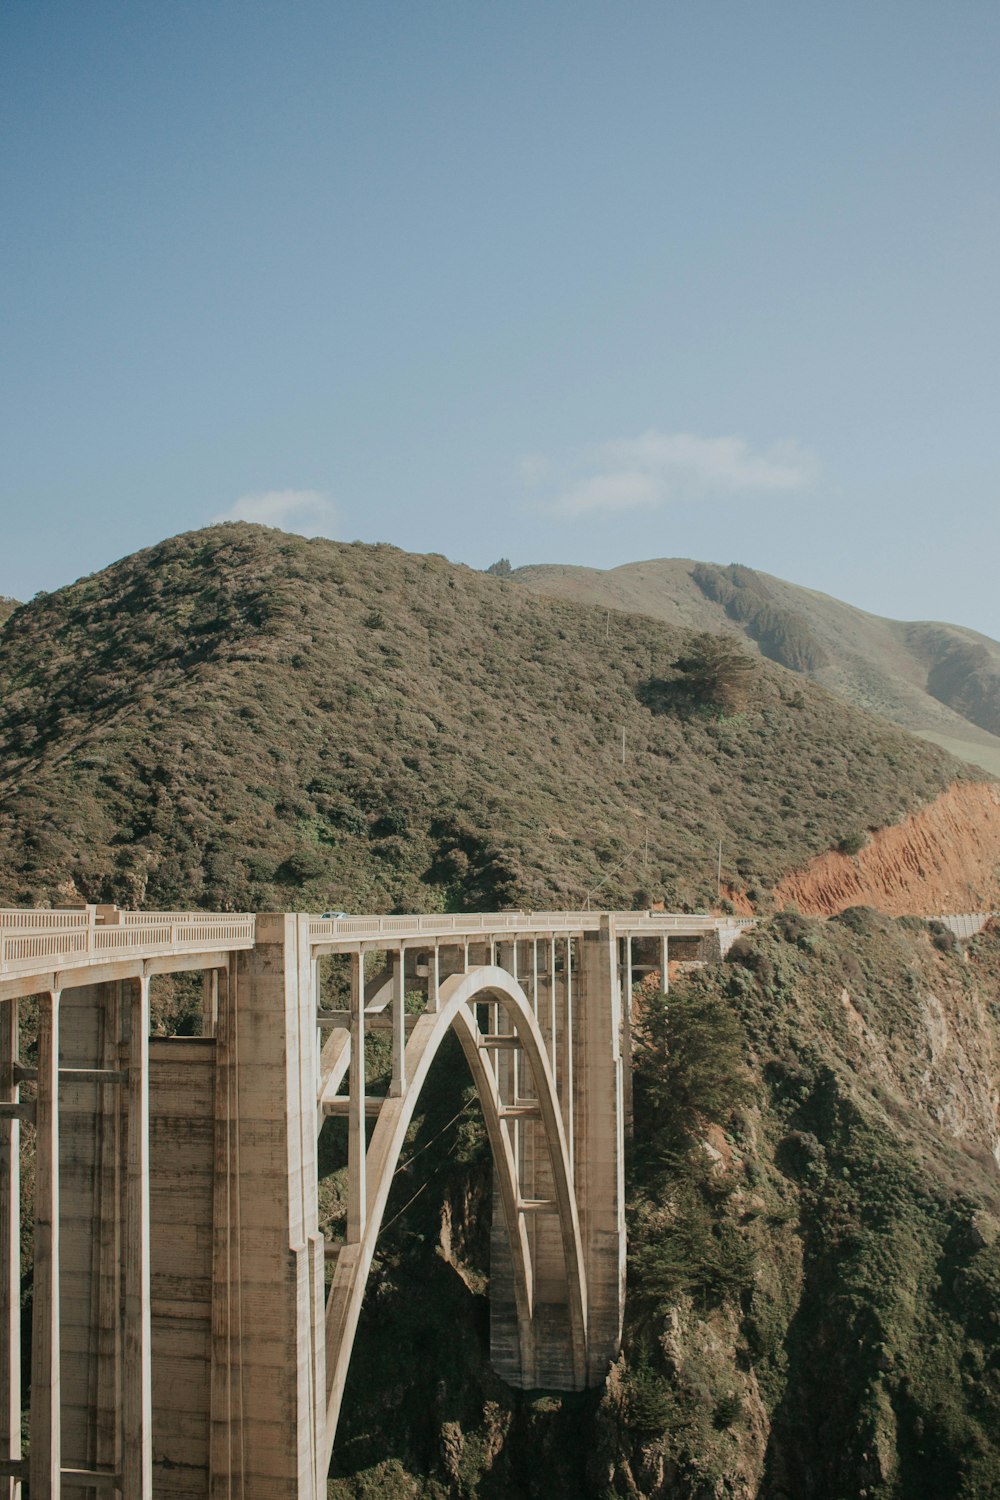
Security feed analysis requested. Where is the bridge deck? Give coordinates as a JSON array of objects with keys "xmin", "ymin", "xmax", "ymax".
[
  {"xmin": 308, "ymin": 907, "xmax": 754, "ymax": 949},
  {"xmin": 0, "ymin": 907, "xmax": 750, "ymax": 990},
  {"xmin": 0, "ymin": 909, "xmax": 256, "ymax": 990}
]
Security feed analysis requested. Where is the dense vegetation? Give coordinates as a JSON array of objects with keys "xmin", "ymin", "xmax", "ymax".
[
  {"xmin": 912, "ymin": 623, "xmax": 1000, "ymax": 739},
  {"xmin": 691, "ymin": 563, "xmax": 830, "ymax": 673},
  {"xmin": 0, "ymin": 524, "xmax": 965, "ymax": 915},
  {"xmin": 605, "ymin": 911, "xmax": 1000, "ymax": 1499},
  {"xmin": 512, "ymin": 557, "xmax": 1000, "ymax": 778}
]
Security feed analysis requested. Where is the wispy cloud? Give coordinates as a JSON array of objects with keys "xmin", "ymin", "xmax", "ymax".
[
  {"xmin": 530, "ymin": 429, "xmax": 818, "ymax": 519},
  {"xmin": 554, "ymin": 470, "xmax": 659, "ymax": 517},
  {"xmin": 213, "ymin": 488, "xmax": 338, "ymax": 536}
]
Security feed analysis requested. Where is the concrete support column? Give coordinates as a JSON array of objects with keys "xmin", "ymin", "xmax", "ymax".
[
  {"xmin": 347, "ymin": 953, "xmax": 367, "ymax": 1242},
  {"xmin": 557, "ymin": 940, "xmax": 574, "ymax": 1180},
  {"xmin": 211, "ymin": 956, "xmax": 244, "ymax": 1497},
  {"xmin": 202, "ymin": 969, "xmax": 220, "ymax": 1038},
  {"xmin": 389, "ymin": 947, "xmax": 405, "ymax": 1099},
  {"xmin": 93, "ymin": 983, "xmax": 123, "ymax": 1478},
  {"xmin": 1, "ymin": 1000, "xmax": 19, "ymax": 1500},
  {"xmin": 572, "ymin": 923, "xmax": 625, "ymax": 1382},
  {"xmin": 56, "ymin": 981, "xmax": 123, "ymax": 1498},
  {"xmin": 622, "ymin": 939, "xmax": 634, "ymax": 1134},
  {"xmin": 548, "ymin": 938, "xmax": 557, "ymax": 1077},
  {"xmin": 123, "ymin": 976, "xmax": 152, "ymax": 1498},
  {"xmin": 428, "ymin": 945, "xmax": 440, "ymax": 1013},
  {"xmin": 30, "ymin": 989, "xmax": 61, "ymax": 1499},
  {"xmin": 530, "ymin": 942, "xmax": 538, "ymax": 1021},
  {"xmin": 209, "ymin": 919, "xmax": 326, "ymax": 1499}
]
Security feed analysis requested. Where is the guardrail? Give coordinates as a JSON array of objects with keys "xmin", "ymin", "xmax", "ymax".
[
  {"xmin": 0, "ymin": 908, "xmax": 94, "ymax": 930},
  {"xmin": 928, "ymin": 912, "xmax": 998, "ymax": 940},
  {"xmin": 0, "ymin": 905, "xmax": 755, "ymax": 983},
  {"xmin": 307, "ymin": 909, "xmax": 753, "ymax": 945},
  {"xmin": 0, "ymin": 911, "xmax": 256, "ymax": 982}
]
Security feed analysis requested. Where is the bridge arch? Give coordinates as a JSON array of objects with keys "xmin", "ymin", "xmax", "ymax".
[{"xmin": 322, "ymin": 964, "xmax": 588, "ymax": 1468}]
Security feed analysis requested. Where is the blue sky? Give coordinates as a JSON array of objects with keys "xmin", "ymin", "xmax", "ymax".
[{"xmin": 2, "ymin": 2, "xmax": 998, "ymax": 638}]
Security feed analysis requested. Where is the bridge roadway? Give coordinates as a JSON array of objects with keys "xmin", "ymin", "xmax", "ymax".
[{"xmin": 0, "ymin": 903, "xmax": 748, "ymax": 1498}]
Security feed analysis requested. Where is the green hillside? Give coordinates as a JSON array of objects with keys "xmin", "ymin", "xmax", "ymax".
[
  {"xmin": 3, "ymin": 524, "xmax": 1000, "ymax": 1498},
  {"xmin": 512, "ymin": 558, "xmax": 1000, "ymax": 778},
  {"xmin": 0, "ymin": 524, "xmax": 966, "ymax": 913}
]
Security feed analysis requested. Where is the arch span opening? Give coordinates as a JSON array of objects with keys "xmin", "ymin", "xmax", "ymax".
[{"xmin": 322, "ymin": 965, "xmax": 589, "ymax": 1470}]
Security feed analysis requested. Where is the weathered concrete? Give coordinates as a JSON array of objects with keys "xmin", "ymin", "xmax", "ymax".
[{"xmin": 0, "ymin": 904, "xmax": 747, "ymax": 1497}]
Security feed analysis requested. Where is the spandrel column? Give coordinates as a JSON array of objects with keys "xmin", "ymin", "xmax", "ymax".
[
  {"xmin": 1, "ymin": 998, "xmax": 20, "ymax": 1499},
  {"xmin": 123, "ymin": 975, "xmax": 152, "ymax": 1497},
  {"xmin": 30, "ymin": 989, "xmax": 61, "ymax": 1498}
]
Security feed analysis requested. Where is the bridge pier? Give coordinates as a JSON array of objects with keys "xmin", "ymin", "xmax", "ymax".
[
  {"xmin": 573, "ymin": 923, "xmax": 627, "ymax": 1382},
  {"xmin": 210, "ymin": 916, "xmax": 326, "ymax": 1499}
]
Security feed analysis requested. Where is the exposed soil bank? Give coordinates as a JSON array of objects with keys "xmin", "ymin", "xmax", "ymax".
[{"xmin": 774, "ymin": 780, "xmax": 1000, "ymax": 917}]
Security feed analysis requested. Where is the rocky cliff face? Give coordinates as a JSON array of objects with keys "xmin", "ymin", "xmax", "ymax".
[{"xmin": 773, "ymin": 781, "xmax": 1000, "ymax": 918}]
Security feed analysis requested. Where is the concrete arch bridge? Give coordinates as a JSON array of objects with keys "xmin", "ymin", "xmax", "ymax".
[{"xmin": 0, "ymin": 905, "xmax": 748, "ymax": 1499}]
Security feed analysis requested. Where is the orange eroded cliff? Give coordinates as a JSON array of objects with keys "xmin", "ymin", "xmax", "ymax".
[{"xmin": 773, "ymin": 781, "xmax": 1000, "ymax": 917}]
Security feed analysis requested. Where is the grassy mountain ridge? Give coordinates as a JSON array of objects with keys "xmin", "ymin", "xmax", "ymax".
[
  {"xmin": 0, "ymin": 523, "xmax": 968, "ymax": 914},
  {"xmin": 511, "ymin": 558, "xmax": 1000, "ymax": 778}
]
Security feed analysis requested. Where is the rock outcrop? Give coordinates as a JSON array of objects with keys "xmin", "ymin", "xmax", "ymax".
[{"xmin": 773, "ymin": 781, "xmax": 1000, "ymax": 917}]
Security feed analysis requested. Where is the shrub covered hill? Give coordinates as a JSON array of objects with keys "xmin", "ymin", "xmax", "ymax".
[
  {"xmin": 6, "ymin": 525, "xmax": 1000, "ymax": 1500},
  {"xmin": 512, "ymin": 558, "xmax": 1000, "ymax": 779},
  {"xmin": 0, "ymin": 523, "xmax": 971, "ymax": 913}
]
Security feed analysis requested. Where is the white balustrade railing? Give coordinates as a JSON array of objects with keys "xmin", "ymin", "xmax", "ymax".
[
  {"xmin": 0, "ymin": 901, "xmax": 763, "ymax": 982},
  {"xmin": 0, "ymin": 908, "xmax": 94, "ymax": 930},
  {"xmin": 0, "ymin": 910, "xmax": 256, "ymax": 981},
  {"xmin": 307, "ymin": 908, "xmax": 751, "ymax": 946},
  {"xmin": 3, "ymin": 900, "xmax": 989, "ymax": 985}
]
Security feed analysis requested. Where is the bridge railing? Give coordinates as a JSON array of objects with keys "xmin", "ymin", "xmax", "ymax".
[
  {"xmin": 0, "ymin": 903, "xmax": 758, "ymax": 982},
  {"xmin": 0, "ymin": 908, "xmax": 94, "ymax": 930},
  {"xmin": 308, "ymin": 911, "xmax": 603, "ymax": 942},
  {"xmin": 0, "ymin": 910, "xmax": 256, "ymax": 981},
  {"xmin": 307, "ymin": 909, "xmax": 753, "ymax": 945},
  {"xmin": 928, "ymin": 912, "xmax": 998, "ymax": 940}
]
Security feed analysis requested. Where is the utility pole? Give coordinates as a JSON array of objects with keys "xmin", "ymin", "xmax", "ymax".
[
  {"xmin": 717, "ymin": 839, "xmax": 723, "ymax": 898},
  {"xmin": 605, "ymin": 610, "xmax": 611, "ymax": 643}
]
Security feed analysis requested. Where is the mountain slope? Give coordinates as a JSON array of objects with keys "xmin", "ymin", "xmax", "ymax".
[
  {"xmin": 0, "ymin": 524, "xmax": 976, "ymax": 915},
  {"xmin": 511, "ymin": 559, "xmax": 1000, "ymax": 777},
  {"xmin": 4, "ymin": 525, "xmax": 1000, "ymax": 1498}
]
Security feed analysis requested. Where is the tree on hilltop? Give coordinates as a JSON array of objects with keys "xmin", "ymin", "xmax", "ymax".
[{"xmin": 674, "ymin": 632, "xmax": 757, "ymax": 713}]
